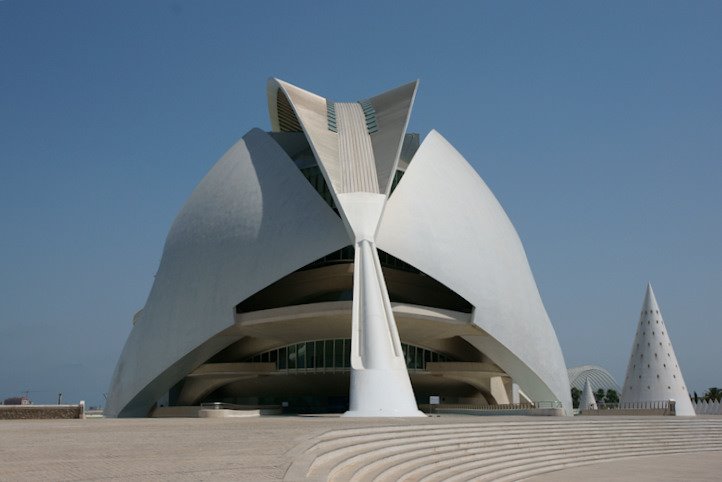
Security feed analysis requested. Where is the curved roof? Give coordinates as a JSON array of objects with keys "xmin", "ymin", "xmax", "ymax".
[
  {"xmin": 376, "ymin": 130, "xmax": 572, "ymax": 414},
  {"xmin": 104, "ymin": 129, "xmax": 350, "ymax": 417},
  {"xmin": 568, "ymin": 365, "xmax": 620, "ymax": 392}
]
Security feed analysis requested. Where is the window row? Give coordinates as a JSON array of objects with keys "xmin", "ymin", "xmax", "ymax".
[{"xmin": 243, "ymin": 339, "xmax": 453, "ymax": 371}]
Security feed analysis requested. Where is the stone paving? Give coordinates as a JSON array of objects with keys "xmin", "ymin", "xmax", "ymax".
[
  {"xmin": 0, "ymin": 416, "xmax": 440, "ymax": 481},
  {"xmin": 1, "ymin": 416, "xmax": 720, "ymax": 481}
]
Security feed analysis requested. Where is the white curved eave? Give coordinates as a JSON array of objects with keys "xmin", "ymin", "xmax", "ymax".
[
  {"xmin": 376, "ymin": 130, "xmax": 572, "ymax": 414},
  {"xmin": 105, "ymin": 128, "xmax": 349, "ymax": 417}
]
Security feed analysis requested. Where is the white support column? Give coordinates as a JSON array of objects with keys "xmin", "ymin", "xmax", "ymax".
[
  {"xmin": 344, "ymin": 239, "xmax": 423, "ymax": 416},
  {"xmin": 490, "ymin": 377, "xmax": 511, "ymax": 405},
  {"xmin": 269, "ymin": 79, "xmax": 425, "ymax": 417},
  {"xmin": 337, "ymin": 193, "xmax": 424, "ymax": 417}
]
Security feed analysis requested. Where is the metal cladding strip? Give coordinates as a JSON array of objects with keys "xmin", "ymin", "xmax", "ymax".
[
  {"xmin": 358, "ymin": 99, "xmax": 379, "ymax": 134},
  {"xmin": 620, "ymin": 284, "xmax": 696, "ymax": 416},
  {"xmin": 326, "ymin": 100, "xmax": 337, "ymax": 133},
  {"xmin": 336, "ymin": 102, "xmax": 379, "ymax": 194},
  {"xmin": 376, "ymin": 129, "xmax": 573, "ymax": 415},
  {"xmin": 104, "ymin": 128, "xmax": 349, "ymax": 417}
]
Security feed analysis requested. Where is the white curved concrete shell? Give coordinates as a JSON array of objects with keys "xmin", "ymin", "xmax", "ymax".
[
  {"xmin": 106, "ymin": 79, "xmax": 572, "ymax": 417},
  {"xmin": 376, "ymin": 130, "xmax": 572, "ymax": 414},
  {"xmin": 105, "ymin": 128, "xmax": 349, "ymax": 417}
]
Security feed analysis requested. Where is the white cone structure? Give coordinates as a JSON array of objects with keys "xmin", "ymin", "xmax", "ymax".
[
  {"xmin": 579, "ymin": 378, "xmax": 598, "ymax": 411},
  {"xmin": 620, "ymin": 284, "xmax": 695, "ymax": 416}
]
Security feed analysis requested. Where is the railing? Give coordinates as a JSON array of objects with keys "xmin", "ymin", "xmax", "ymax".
[
  {"xmin": 579, "ymin": 400, "xmax": 674, "ymax": 416},
  {"xmin": 429, "ymin": 403, "xmax": 534, "ymax": 411},
  {"xmin": 421, "ymin": 401, "xmax": 563, "ymax": 415},
  {"xmin": 200, "ymin": 402, "xmax": 280, "ymax": 411},
  {"xmin": 596, "ymin": 401, "xmax": 670, "ymax": 410}
]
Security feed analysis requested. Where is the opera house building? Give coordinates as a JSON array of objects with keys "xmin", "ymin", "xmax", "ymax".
[{"xmin": 104, "ymin": 79, "xmax": 572, "ymax": 417}]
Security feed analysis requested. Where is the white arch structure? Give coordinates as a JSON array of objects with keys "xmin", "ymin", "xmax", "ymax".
[
  {"xmin": 105, "ymin": 79, "xmax": 572, "ymax": 417},
  {"xmin": 568, "ymin": 365, "xmax": 621, "ymax": 392}
]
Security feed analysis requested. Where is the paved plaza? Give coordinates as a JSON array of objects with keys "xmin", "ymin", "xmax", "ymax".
[
  {"xmin": 1, "ymin": 416, "xmax": 720, "ymax": 481},
  {"xmin": 0, "ymin": 416, "xmax": 439, "ymax": 481}
]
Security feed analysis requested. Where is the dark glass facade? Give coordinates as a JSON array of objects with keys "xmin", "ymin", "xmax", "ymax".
[{"xmin": 243, "ymin": 339, "xmax": 453, "ymax": 372}]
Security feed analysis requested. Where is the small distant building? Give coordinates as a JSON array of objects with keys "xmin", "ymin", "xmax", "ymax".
[
  {"xmin": 579, "ymin": 378, "xmax": 598, "ymax": 411},
  {"xmin": 3, "ymin": 396, "xmax": 31, "ymax": 405}
]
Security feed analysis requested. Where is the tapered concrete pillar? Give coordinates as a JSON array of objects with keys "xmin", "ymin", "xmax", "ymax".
[
  {"xmin": 269, "ymin": 79, "xmax": 424, "ymax": 417},
  {"xmin": 337, "ymin": 193, "xmax": 423, "ymax": 417},
  {"xmin": 345, "ymin": 238, "xmax": 423, "ymax": 416}
]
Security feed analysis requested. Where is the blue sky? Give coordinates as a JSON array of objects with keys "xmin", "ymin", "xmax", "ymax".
[{"xmin": 1, "ymin": 1, "xmax": 720, "ymax": 406}]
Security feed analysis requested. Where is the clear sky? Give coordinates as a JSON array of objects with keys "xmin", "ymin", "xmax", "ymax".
[{"xmin": 1, "ymin": 1, "xmax": 720, "ymax": 407}]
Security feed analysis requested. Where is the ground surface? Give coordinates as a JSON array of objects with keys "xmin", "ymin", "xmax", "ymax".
[
  {"xmin": 0, "ymin": 415, "xmax": 720, "ymax": 481},
  {"xmin": 529, "ymin": 451, "xmax": 722, "ymax": 481}
]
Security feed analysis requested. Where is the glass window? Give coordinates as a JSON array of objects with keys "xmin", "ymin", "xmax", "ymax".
[
  {"xmin": 297, "ymin": 343, "xmax": 306, "ymax": 369},
  {"xmin": 334, "ymin": 339, "xmax": 344, "ymax": 367},
  {"xmin": 288, "ymin": 344, "xmax": 296, "ymax": 370},
  {"xmin": 415, "ymin": 347, "xmax": 424, "ymax": 369},
  {"xmin": 278, "ymin": 347, "xmax": 287, "ymax": 369},
  {"xmin": 324, "ymin": 340, "xmax": 334, "ymax": 368},
  {"xmin": 402, "ymin": 344, "xmax": 412, "ymax": 368},
  {"xmin": 315, "ymin": 341, "xmax": 324, "ymax": 368},
  {"xmin": 257, "ymin": 340, "xmax": 452, "ymax": 372},
  {"xmin": 307, "ymin": 341, "xmax": 315, "ymax": 369},
  {"xmin": 344, "ymin": 339, "xmax": 351, "ymax": 368}
]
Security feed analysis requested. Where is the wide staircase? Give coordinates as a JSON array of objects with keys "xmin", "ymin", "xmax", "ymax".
[{"xmin": 284, "ymin": 417, "xmax": 722, "ymax": 481}]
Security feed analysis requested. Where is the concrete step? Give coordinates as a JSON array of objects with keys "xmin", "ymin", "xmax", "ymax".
[
  {"xmin": 364, "ymin": 432, "xmax": 722, "ymax": 482},
  {"xmin": 511, "ymin": 447, "xmax": 722, "ymax": 482},
  {"xmin": 429, "ymin": 441, "xmax": 722, "ymax": 482},
  {"xmin": 290, "ymin": 419, "xmax": 722, "ymax": 481},
  {"xmin": 480, "ymin": 446, "xmax": 722, "ymax": 482},
  {"xmin": 377, "ymin": 435, "xmax": 722, "ymax": 482},
  {"xmin": 309, "ymin": 419, "xmax": 720, "ymax": 445},
  {"xmin": 309, "ymin": 422, "xmax": 715, "ymax": 465},
  {"xmin": 312, "ymin": 426, "xmax": 721, "ymax": 478},
  {"xmin": 310, "ymin": 419, "xmax": 720, "ymax": 443}
]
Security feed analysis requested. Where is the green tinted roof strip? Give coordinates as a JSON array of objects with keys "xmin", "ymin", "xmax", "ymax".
[{"xmin": 326, "ymin": 100, "xmax": 337, "ymax": 132}]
